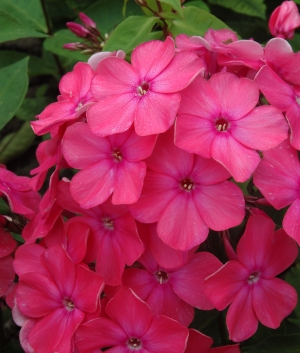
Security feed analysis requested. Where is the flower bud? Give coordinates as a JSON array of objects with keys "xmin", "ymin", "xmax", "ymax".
[
  {"xmin": 79, "ymin": 12, "xmax": 97, "ymax": 28},
  {"xmin": 66, "ymin": 22, "xmax": 90, "ymax": 38}
]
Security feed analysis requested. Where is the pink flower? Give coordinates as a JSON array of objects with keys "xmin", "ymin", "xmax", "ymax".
[
  {"xmin": 176, "ymin": 71, "xmax": 288, "ymax": 181},
  {"xmin": 129, "ymin": 127, "xmax": 245, "ymax": 251},
  {"xmin": 269, "ymin": 0, "xmax": 300, "ymax": 39},
  {"xmin": 62, "ymin": 122, "xmax": 156, "ymax": 208},
  {"xmin": 75, "ymin": 287, "xmax": 189, "ymax": 353},
  {"xmin": 87, "ymin": 36, "xmax": 204, "ymax": 136},
  {"xmin": 204, "ymin": 214, "xmax": 298, "ymax": 342}
]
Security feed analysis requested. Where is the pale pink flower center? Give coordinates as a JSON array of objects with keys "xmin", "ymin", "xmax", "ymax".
[
  {"xmin": 127, "ymin": 337, "xmax": 142, "ymax": 350},
  {"xmin": 215, "ymin": 118, "xmax": 229, "ymax": 132},
  {"xmin": 247, "ymin": 271, "xmax": 260, "ymax": 284},
  {"xmin": 103, "ymin": 217, "xmax": 114, "ymax": 230},
  {"xmin": 113, "ymin": 150, "xmax": 123, "ymax": 162},
  {"xmin": 155, "ymin": 270, "xmax": 169, "ymax": 284},
  {"xmin": 137, "ymin": 81, "xmax": 150, "ymax": 96},
  {"xmin": 181, "ymin": 178, "xmax": 194, "ymax": 191},
  {"xmin": 63, "ymin": 298, "xmax": 75, "ymax": 311}
]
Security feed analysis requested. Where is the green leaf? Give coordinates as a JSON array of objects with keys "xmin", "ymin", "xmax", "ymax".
[
  {"xmin": 0, "ymin": 0, "xmax": 47, "ymax": 33},
  {"xmin": 0, "ymin": 122, "xmax": 35, "ymax": 163},
  {"xmin": 0, "ymin": 10, "xmax": 48, "ymax": 43},
  {"xmin": 43, "ymin": 29, "xmax": 88, "ymax": 62},
  {"xmin": 0, "ymin": 198, "xmax": 9, "ymax": 214},
  {"xmin": 208, "ymin": 0, "xmax": 266, "ymax": 20},
  {"xmin": 123, "ymin": 0, "xmax": 129, "ymax": 17},
  {"xmin": 103, "ymin": 16, "xmax": 159, "ymax": 53},
  {"xmin": 184, "ymin": 0, "xmax": 210, "ymax": 12},
  {"xmin": 289, "ymin": 34, "xmax": 300, "ymax": 53},
  {"xmin": 160, "ymin": 0, "xmax": 183, "ymax": 17},
  {"xmin": 169, "ymin": 6, "xmax": 229, "ymax": 37},
  {"xmin": 0, "ymin": 57, "xmax": 29, "ymax": 130},
  {"xmin": 242, "ymin": 334, "xmax": 300, "ymax": 353},
  {"xmin": 16, "ymin": 97, "xmax": 51, "ymax": 122},
  {"xmin": 285, "ymin": 264, "xmax": 300, "ymax": 319},
  {"xmin": 159, "ymin": 11, "xmax": 181, "ymax": 19}
]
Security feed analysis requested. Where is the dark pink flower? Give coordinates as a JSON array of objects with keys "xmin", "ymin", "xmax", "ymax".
[
  {"xmin": 205, "ymin": 214, "xmax": 298, "ymax": 342},
  {"xmin": 269, "ymin": 0, "xmax": 300, "ymax": 39},
  {"xmin": 75, "ymin": 287, "xmax": 189, "ymax": 353},
  {"xmin": 87, "ymin": 36, "xmax": 204, "ymax": 136},
  {"xmin": 176, "ymin": 71, "xmax": 288, "ymax": 181},
  {"xmin": 129, "ymin": 127, "xmax": 245, "ymax": 251}
]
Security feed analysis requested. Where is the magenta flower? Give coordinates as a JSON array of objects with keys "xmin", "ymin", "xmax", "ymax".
[
  {"xmin": 62, "ymin": 122, "xmax": 156, "ymax": 208},
  {"xmin": 87, "ymin": 36, "xmax": 204, "ymax": 136},
  {"xmin": 75, "ymin": 287, "xmax": 189, "ymax": 353},
  {"xmin": 269, "ymin": 0, "xmax": 300, "ymax": 39},
  {"xmin": 176, "ymin": 72, "xmax": 288, "ymax": 181},
  {"xmin": 204, "ymin": 214, "xmax": 298, "ymax": 342},
  {"xmin": 129, "ymin": 127, "xmax": 245, "ymax": 251}
]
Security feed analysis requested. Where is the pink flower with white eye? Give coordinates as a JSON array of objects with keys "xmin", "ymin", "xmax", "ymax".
[
  {"xmin": 87, "ymin": 36, "xmax": 204, "ymax": 137},
  {"xmin": 204, "ymin": 214, "xmax": 298, "ymax": 342},
  {"xmin": 62, "ymin": 122, "xmax": 156, "ymax": 208},
  {"xmin": 75, "ymin": 287, "xmax": 189, "ymax": 353},
  {"xmin": 176, "ymin": 71, "xmax": 288, "ymax": 182},
  {"xmin": 269, "ymin": 0, "xmax": 300, "ymax": 39}
]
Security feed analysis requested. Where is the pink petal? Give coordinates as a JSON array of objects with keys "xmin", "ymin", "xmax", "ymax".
[
  {"xmin": 134, "ymin": 92, "xmax": 181, "ymax": 136},
  {"xmin": 131, "ymin": 37, "xmax": 175, "ymax": 81},
  {"xmin": 283, "ymin": 197, "xmax": 300, "ymax": 245},
  {"xmin": 252, "ymin": 277, "xmax": 297, "ymax": 328},
  {"xmin": 194, "ymin": 181, "xmax": 245, "ymax": 231},
  {"xmin": 0, "ymin": 256, "xmax": 14, "ymax": 296},
  {"xmin": 211, "ymin": 133, "xmax": 261, "ymax": 182},
  {"xmin": 204, "ymin": 261, "xmax": 249, "ymax": 311},
  {"xmin": 13, "ymin": 244, "xmax": 45, "ymax": 276},
  {"xmin": 184, "ymin": 329, "xmax": 213, "ymax": 353},
  {"xmin": 286, "ymin": 103, "xmax": 300, "ymax": 150},
  {"xmin": 171, "ymin": 252, "xmax": 222, "ymax": 310},
  {"xmin": 75, "ymin": 317, "xmax": 127, "ymax": 353},
  {"xmin": 142, "ymin": 315, "xmax": 189, "ymax": 353},
  {"xmin": 208, "ymin": 72, "xmax": 259, "ymax": 120},
  {"xmin": 226, "ymin": 286, "xmax": 258, "ymax": 342},
  {"xmin": 262, "ymin": 228, "xmax": 298, "ymax": 277},
  {"xmin": 232, "ymin": 106, "xmax": 288, "ymax": 150},
  {"xmin": 237, "ymin": 214, "xmax": 275, "ymax": 272},
  {"xmin": 106, "ymin": 287, "xmax": 152, "ymax": 337},
  {"xmin": 0, "ymin": 228, "xmax": 16, "ymax": 258}
]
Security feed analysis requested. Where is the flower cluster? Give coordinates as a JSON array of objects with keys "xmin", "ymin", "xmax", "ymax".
[{"xmin": 1, "ymin": 3, "xmax": 300, "ymax": 353}]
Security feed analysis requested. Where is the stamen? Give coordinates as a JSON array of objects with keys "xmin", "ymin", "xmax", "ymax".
[
  {"xmin": 215, "ymin": 118, "xmax": 229, "ymax": 132},
  {"xmin": 113, "ymin": 150, "xmax": 122, "ymax": 162},
  {"xmin": 127, "ymin": 338, "xmax": 142, "ymax": 350},
  {"xmin": 137, "ymin": 81, "xmax": 149, "ymax": 96},
  {"xmin": 103, "ymin": 217, "xmax": 114, "ymax": 230},
  {"xmin": 181, "ymin": 178, "xmax": 194, "ymax": 191},
  {"xmin": 155, "ymin": 270, "xmax": 169, "ymax": 284},
  {"xmin": 248, "ymin": 271, "xmax": 260, "ymax": 284}
]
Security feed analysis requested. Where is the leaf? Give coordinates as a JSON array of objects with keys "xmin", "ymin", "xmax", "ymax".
[
  {"xmin": 184, "ymin": 0, "xmax": 210, "ymax": 12},
  {"xmin": 16, "ymin": 97, "xmax": 52, "ymax": 122},
  {"xmin": 0, "ymin": 0, "xmax": 47, "ymax": 32},
  {"xmin": 43, "ymin": 29, "xmax": 88, "ymax": 62},
  {"xmin": 285, "ymin": 264, "xmax": 300, "ymax": 319},
  {"xmin": 160, "ymin": 0, "xmax": 183, "ymax": 17},
  {"xmin": 0, "ymin": 122, "xmax": 35, "ymax": 163},
  {"xmin": 0, "ymin": 198, "xmax": 9, "ymax": 214},
  {"xmin": 0, "ymin": 58, "xmax": 29, "ymax": 130},
  {"xmin": 159, "ymin": 11, "xmax": 181, "ymax": 19},
  {"xmin": 0, "ymin": 10, "xmax": 48, "ymax": 43},
  {"xmin": 103, "ymin": 16, "xmax": 159, "ymax": 53},
  {"xmin": 289, "ymin": 34, "xmax": 300, "ymax": 53},
  {"xmin": 208, "ymin": 0, "xmax": 266, "ymax": 20},
  {"xmin": 169, "ymin": 6, "xmax": 229, "ymax": 37},
  {"xmin": 242, "ymin": 334, "xmax": 300, "ymax": 353}
]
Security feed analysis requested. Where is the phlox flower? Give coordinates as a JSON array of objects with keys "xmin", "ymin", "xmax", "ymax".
[
  {"xmin": 204, "ymin": 214, "xmax": 298, "ymax": 342},
  {"xmin": 75, "ymin": 287, "xmax": 189, "ymax": 353},
  {"xmin": 62, "ymin": 122, "xmax": 156, "ymax": 208},
  {"xmin": 176, "ymin": 71, "xmax": 288, "ymax": 182},
  {"xmin": 87, "ymin": 36, "xmax": 204, "ymax": 136},
  {"xmin": 15, "ymin": 245, "xmax": 104, "ymax": 353},
  {"xmin": 129, "ymin": 127, "xmax": 245, "ymax": 251},
  {"xmin": 253, "ymin": 139, "xmax": 300, "ymax": 245},
  {"xmin": 269, "ymin": 0, "xmax": 300, "ymax": 39}
]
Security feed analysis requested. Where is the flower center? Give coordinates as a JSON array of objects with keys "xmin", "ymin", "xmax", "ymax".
[
  {"xmin": 181, "ymin": 178, "xmax": 194, "ymax": 191},
  {"xmin": 127, "ymin": 338, "xmax": 142, "ymax": 350},
  {"xmin": 296, "ymin": 95, "xmax": 300, "ymax": 106},
  {"xmin": 63, "ymin": 298, "xmax": 75, "ymax": 311},
  {"xmin": 247, "ymin": 271, "xmax": 260, "ymax": 284},
  {"xmin": 137, "ymin": 81, "xmax": 149, "ymax": 96},
  {"xmin": 215, "ymin": 118, "xmax": 229, "ymax": 132},
  {"xmin": 155, "ymin": 270, "xmax": 169, "ymax": 284},
  {"xmin": 103, "ymin": 217, "xmax": 114, "ymax": 230},
  {"xmin": 113, "ymin": 150, "xmax": 123, "ymax": 162}
]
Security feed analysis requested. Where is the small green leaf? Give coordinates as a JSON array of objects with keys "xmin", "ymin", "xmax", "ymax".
[
  {"xmin": 0, "ymin": 122, "xmax": 35, "ymax": 163},
  {"xmin": 159, "ymin": 11, "xmax": 181, "ymax": 19},
  {"xmin": 184, "ymin": 0, "xmax": 210, "ymax": 12},
  {"xmin": 208, "ymin": 0, "xmax": 266, "ymax": 20},
  {"xmin": 103, "ymin": 16, "xmax": 159, "ymax": 53},
  {"xmin": 0, "ymin": 0, "xmax": 47, "ymax": 32},
  {"xmin": 170, "ymin": 6, "xmax": 229, "ymax": 37},
  {"xmin": 0, "ymin": 198, "xmax": 9, "ymax": 214},
  {"xmin": 16, "ymin": 97, "xmax": 51, "ymax": 122},
  {"xmin": 242, "ymin": 334, "xmax": 300, "ymax": 353},
  {"xmin": 160, "ymin": 0, "xmax": 183, "ymax": 17},
  {"xmin": 0, "ymin": 10, "xmax": 48, "ymax": 43},
  {"xmin": 0, "ymin": 57, "xmax": 29, "ymax": 130}
]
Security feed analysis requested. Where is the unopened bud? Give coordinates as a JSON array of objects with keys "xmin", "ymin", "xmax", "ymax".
[
  {"xmin": 79, "ymin": 12, "xmax": 97, "ymax": 28},
  {"xmin": 63, "ymin": 42, "xmax": 81, "ymax": 51},
  {"xmin": 66, "ymin": 22, "xmax": 90, "ymax": 38}
]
